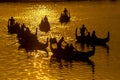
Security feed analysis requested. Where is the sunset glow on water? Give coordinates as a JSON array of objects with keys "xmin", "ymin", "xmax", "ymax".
[{"xmin": 0, "ymin": 1, "xmax": 120, "ymax": 80}]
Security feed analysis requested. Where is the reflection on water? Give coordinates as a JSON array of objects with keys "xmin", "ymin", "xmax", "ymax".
[{"xmin": 0, "ymin": 1, "xmax": 120, "ymax": 80}]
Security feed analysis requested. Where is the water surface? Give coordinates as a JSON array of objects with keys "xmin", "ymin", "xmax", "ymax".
[{"xmin": 0, "ymin": 1, "xmax": 120, "ymax": 80}]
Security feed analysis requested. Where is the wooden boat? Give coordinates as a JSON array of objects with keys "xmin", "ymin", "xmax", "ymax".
[
  {"xmin": 59, "ymin": 13, "xmax": 70, "ymax": 24},
  {"xmin": 18, "ymin": 28, "xmax": 49, "ymax": 53},
  {"xmin": 18, "ymin": 31, "xmax": 39, "ymax": 52},
  {"xmin": 91, "ymin": 31, "xmax": 110, "ymax": 45},
  {"xmin": 72, "ymin": 46, "xmax": 95, "ymax": 60},
  {"xmin": 18, "ymin": 36, "xmax": 49, "ymax": 53},
  {"xmin": 50, "ymin": 54, "xmax": 95, "ymax": 72},
  {"xmin": 39, "ymin": 17, "xmax": 50, "ymax": 33},
  {"xmin": 50, "ymin": 39, "xmax": 95, "ymax": 61},
  {"xmin": 7, "ymin": 22, "xmax": 20, "ymax": 34},
  {"xmin": 75, "ymin": 28, "xmax": 110, "ymax": 45}
]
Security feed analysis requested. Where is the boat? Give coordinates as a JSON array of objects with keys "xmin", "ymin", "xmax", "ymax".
[
  {"xmin": 18, "ymin": 35, "xmax": 49, "ymax": 53},
  {"xmin": 59, "ymin": 13, "xmax": 70, "ymax": 24},
  {"xmin": 72, "ymin": 46, "xmax": 95, "ymax": 60},
  {"xmin": 91, "ymin": 31, "xmax": 110, "ymax": 45},
  {"xmin": 50, "ymin": 38, "xmax": 95, "ymax": 61},
  {"xmin": 18, "ymin": 27, "xmax": 49, "ymax": 53},
  {"xmin": 7, "ymin": 22, "xmax": 20, "ymax": 34},
  {"xmin": 39, "ymin": 16, "xmax": 50, "ymax": 33},
  {"xmin": 75, "ymin": 28, "xmax": 110, "ymax": 45}
]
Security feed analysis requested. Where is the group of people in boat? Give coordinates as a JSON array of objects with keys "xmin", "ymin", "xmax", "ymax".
[
  {"xmin": 75, "ymin": 24, "xmax": 110, "ymax": 51},
  {"xmin": 79, "ymin": 24, "xmax": 97, "ymax": 39},
  {"xmin": 8, "ymin": 17, "xmax": 40, "ymax": 52},
  {"xmin": 8, "ymin": 17, "xmax": 32, "ymax": 36},
  {"xmin": 8, "ymin": 17, "xmax": 19, "ymax": 33},
  {"xmin": 50, "ymin": 35, "xmax": 95, "ymax": 62}
]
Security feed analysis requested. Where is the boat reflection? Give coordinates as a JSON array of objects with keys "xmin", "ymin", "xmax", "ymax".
[{"xmin": 49, "ymin": 55, "xmax": 95, "ymax": 80}]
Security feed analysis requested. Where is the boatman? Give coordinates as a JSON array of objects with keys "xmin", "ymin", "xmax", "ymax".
[
  {"xmin": 80, "ymin": 24, "xmax": 88, "ymax": 37},
  {"xmin": 8, "ymin": 16, "xmax": 15, "ymax": 26},
  {"xmin": 64, "ymin": 8, "xmax": 68, "ymax": 16}
]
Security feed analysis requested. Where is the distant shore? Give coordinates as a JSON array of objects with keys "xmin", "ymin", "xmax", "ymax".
[{"xmin": 0, "ymin": 0, "xmax": 117, "ymax": 2}]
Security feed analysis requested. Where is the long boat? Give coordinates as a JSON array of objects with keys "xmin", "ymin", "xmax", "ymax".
[
  {"xmin": 72, "ymin": 46, "xmax": 95, "ymax": 60},
  {"xmin": 75, "ymin": 28, "xmax": 110, "ymax": 45},
  {"xmin": 7, "ymin": 22, "xmax": 20, "ymax": 34},
  {"xmin": 50, "ymin": 40, "xmax": 95, "ymax": 61}
]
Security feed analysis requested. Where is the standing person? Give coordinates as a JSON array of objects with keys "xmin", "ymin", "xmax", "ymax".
[
  {"xmin": 91, "ymin": 30, "xmax": 97, "ymax": 39},
  {"xmin": 64, "ymin": 8, "xmax": 68, "ymax": 16},
  {"xmin": 8, "ymin": 16, "xmax": 15, "ymax": 26},
  {"xmin": 7, "ymin": 17, "xmax": 15, "ymax": 33},
  {"xmin": 80, "ymin": 24, "xmax": 88, "ymax": 37}
]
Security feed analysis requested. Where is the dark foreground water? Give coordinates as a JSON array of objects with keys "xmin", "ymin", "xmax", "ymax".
[{"xmin": 0, "ymin": 1, "xmax": 120, "ymax": 80}]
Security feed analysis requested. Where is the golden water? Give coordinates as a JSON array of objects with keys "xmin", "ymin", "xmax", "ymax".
[{"xmin": 0, "ymin": 1, "xmax": 120, "ymax": 80}]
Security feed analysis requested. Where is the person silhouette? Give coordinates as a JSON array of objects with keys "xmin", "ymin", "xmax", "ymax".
[
  {"xmin": 8, "ymin": 16, "xmax": 15, "ymax": 26},
  {"xmin": 57, "ymin": 37, "xmax": 64, "ymax": 49},
  {"xmin": 44, "ymin": 16, "xmax": 48, "ymax": 22},
  {"xmin": 92, "ymin": 30, "xmax": 96, "ymax": 38},
  {"xmin": 44, "ymin": 16, "xmax": 50, "ymax": 27},
  {"xmin": 80, "ymin": 24, "xmax": 88, "ymax": 37},
  {"xmin": 26, "ymin": 27, "xmax": 30, "ymax": 34},
  {"xmin": 64, "ymin": 8, "xmax": 68, "ymax": 16}
]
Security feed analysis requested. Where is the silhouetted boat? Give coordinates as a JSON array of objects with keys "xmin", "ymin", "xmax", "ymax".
[
  {"xmin": 18, "ymin": 36, "xmax": 49, "ymax": 53},
  {"xmin": 72, "ymin": 46, "xmax": 95, "ymax": 60},
  {"xmin": 75, "ymin": 28, "xmax": 110, "ymax": 45},
  {"xmin": 50, "ymin": 38, "xmax": 95, "ymax": 61},
  {"xmin": 39, "ymin": 16, "xmax": 50, "ymax": 33},
  {"xmin": 7, "ymin": 22, "xmax": 20, "ymax": 34},
  {"xmin": 50, "ymin": 54, "xmax": 95, "ymax": 74},
  {"xmin": 91, "ymin": 32, "xmax": 110, "ymax": 45},
  {"xmin": 37, "ymin": 38, "xmax": 49, "ymax": 54},
  {"xmin": 18, "ymin": 32, "xmax": 39, "ymax": 52},
  {"xmin": 18, "ymin": 27, "xmax": 49, "ymax": 53},
  {"xmin": 59, "ymin": 13, "xmax": 70, "ymax": 24}
]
